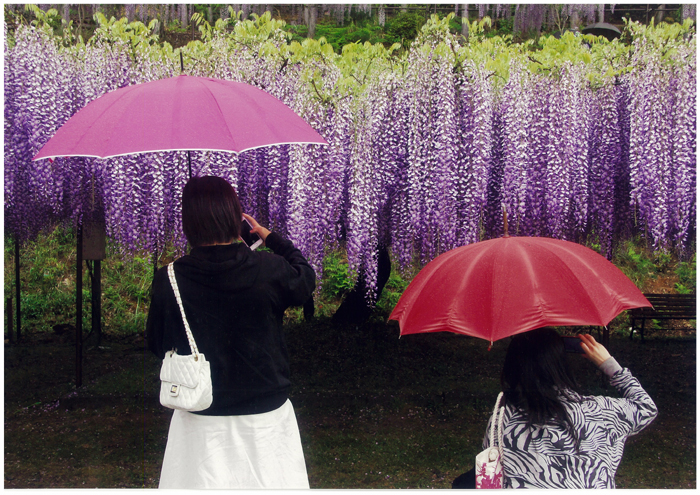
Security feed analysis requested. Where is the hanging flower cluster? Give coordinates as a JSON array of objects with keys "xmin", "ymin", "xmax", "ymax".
[
  {"xmin": 627, "ymin": 26, "xmax": 697, "ymax": 251},
  {"xmin": 4, "ymin": 11, "xmax": 696, "ymax": 302}
]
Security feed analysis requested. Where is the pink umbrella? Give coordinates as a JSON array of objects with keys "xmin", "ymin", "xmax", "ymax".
[
  {"xmin": 33, "ymin": 74, "xmax": 328, "ymax": 162},
  {"xmin": 30, "ymin": 74, "xmax": 328, "ymax": 389}
]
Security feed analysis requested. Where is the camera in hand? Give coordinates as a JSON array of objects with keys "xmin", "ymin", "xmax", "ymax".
[{"xmin": 562, "ymin": 336, "xmax": 585, "ymax": 354}]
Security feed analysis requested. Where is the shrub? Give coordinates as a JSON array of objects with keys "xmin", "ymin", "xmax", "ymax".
[
  {"xmin": 321, "ymin": 251, "xmax": 355, "ymax": 299},
  {"xmin": 385, "ymin": 11, "xmax": 426, "ymax": 47},
  {"xmin": 675, "ymin": 254, "xmax": 696, "ymax": 294}
]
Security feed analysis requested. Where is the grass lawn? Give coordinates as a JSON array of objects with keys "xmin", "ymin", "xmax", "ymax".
[{"xmin": 4, "ymin": 315, "xmax": 696, "ymax": 488}]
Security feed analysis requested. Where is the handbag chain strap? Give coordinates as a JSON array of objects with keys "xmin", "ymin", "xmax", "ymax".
[{"xmin": 167, "ymin": 263, "xmax": 200, "ymax": 359}]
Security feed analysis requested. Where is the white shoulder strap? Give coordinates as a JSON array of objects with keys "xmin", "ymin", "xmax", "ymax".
[
  {"xmin": 489, "ymin": 392, "xmax": 505, "ymax": 452},
  {"xmin": 167, "ymin": 262, "xmax": 200, "ymax": 359}
]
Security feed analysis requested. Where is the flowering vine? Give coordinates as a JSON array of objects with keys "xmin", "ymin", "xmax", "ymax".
[{"xmin": 4, "ymin": 10, "xmax": 696, "ymax": 298}]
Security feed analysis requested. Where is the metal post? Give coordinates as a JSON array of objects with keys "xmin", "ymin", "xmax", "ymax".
[
  {"xmin": 180, "ymin": 52, "xmax": 192, "ymax": 179},
  {"xmin": 14, "ymin": 237, "xmax": 21, "ymax": 341},
  {"xmin": 76, "ymin": 224, "xmax": 83, "ymax": 388},
  {"xmin": 92, "ymin": 260, "xmax": 102, "ymax": 348},
  {"xmin": 7, "ymin": 296, "xmax": 13, "ymax": 343}
]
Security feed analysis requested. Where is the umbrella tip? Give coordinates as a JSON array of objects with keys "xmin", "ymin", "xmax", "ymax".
[{"xmin": 488, "ymin": 341, "xmax": 493, "ymax": 351}]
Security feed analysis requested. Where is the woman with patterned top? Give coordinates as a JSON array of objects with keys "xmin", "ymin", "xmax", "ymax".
[{"xmin": 484, "ymin": 327, "xmax": 657, "ymax": 489}]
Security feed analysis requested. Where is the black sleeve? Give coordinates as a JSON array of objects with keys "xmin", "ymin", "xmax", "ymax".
[{"xmin": 264, "ymin": 232, "xmax": 316, "ymax": 307}]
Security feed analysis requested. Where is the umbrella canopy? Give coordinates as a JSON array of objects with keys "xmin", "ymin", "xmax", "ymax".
[
  {"xmin": 581, "ymin": 22, "xmax": 622, "ymax": 41},
  {"xmin": 33, "ymin": 74, "xmax": 328, "ymax": 161},
  {"xmin": 389, "ymin": 236, "xmax": 651, "ymax": 344}
]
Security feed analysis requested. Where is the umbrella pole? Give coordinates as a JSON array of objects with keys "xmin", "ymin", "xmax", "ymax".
[
  {"xmin": 188, "ymin": 150, "xmax": 192, "ymax": 179},
  {"xmin": 76, "ymin": 223, "xmax": 83, "ymax": 388}
]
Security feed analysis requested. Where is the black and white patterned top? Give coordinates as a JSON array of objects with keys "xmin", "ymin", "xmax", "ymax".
[{"xmin": 483, "ymin": 358, "xmax": 658, "ymax": 489}]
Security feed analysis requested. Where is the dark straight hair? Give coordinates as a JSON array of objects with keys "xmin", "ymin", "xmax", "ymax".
[
  {"xmin": 181, "ymin": 176, "xmax": 242, "ymax": 248},
  {"xmin": 501, "ymin": 327, "xmax": 581, "ymax": 446}
]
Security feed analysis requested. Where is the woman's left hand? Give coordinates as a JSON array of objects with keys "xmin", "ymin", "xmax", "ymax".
[{"xmin": 243, "ymin": 213, "xmax": 271, "ymax": 244}]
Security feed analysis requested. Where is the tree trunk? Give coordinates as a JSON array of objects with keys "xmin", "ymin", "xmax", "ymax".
[
  {"xmin": 180, "ymin": 4, "xmax": 188, "ymax": 28},
  {"xmin": 76, "ymin": 4, "xmax": 82, "ymax": 38},
  {"xmin": 306, "ymin": 5, "xmax": 317, "ymax": 39},
  {"xmin": 570, "ymin": 10, "xmax": 580, "ymax": 30},
  {"xmin": 126, "ymin": 4, "xmax": 135, "ymax": 23},
  {"xmin": 655, "ymin": 4, "xmax": 666, "ymax": 24},
  {"xmin": 461, "ymin": 4, "xmax": 469, "ymax": 38},
  {"xmin": 401, "ymin": 4, "xmax": 408, "ymax": 13}
]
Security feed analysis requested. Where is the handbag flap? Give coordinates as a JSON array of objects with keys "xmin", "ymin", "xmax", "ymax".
[{"xmin": 160, "ymin": 352, "xmax": 205, "ymax": 389}]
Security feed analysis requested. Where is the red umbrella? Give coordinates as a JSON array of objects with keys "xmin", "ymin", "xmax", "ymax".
[
  {"xmin": 33, "ymin": 74, "xmax": 328, "ymax": 162},
  {"xmin": 389, "ymin": 236, "xmax": 651, "ymax": 346}
]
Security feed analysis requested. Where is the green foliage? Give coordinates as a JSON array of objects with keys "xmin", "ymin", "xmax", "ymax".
[
  {"xmin": 18, "ymin": 4, "xmax": 83, "ymax": 46},
  {"xmin": 375, "ymin": 271, "xmax": 411, "ymax": 317},
  {"xmin": 336, "ymin": 40, "xmax": 401, "ymax": 94},
  {"xmin": 612, "ymin": 239, "xmax": 696, "ymax": 295},
  {"xmin": 321, "ymin": 251, "xmax": 355, "ymax": 299},
  {"xmin": 385, "ymin": 11, "xmax": 426, "ymax": 49},
  {"xmin": 616, "ymin": 242, "xmax": 659, "ymax": 288},
  {"xmin": 4, "ymin": 227, "xmax": 159, "ymax": 336},
  {"xmin": 675, "ymin": 254, "xmax": 696, "ymax": 294},
  {"xmin": 285, "ymin": 21, "xmax": 389, "ymax": 54},
  {"xmin": 100, "ymin": 254, "xmax": 153, "ymax": 333}
]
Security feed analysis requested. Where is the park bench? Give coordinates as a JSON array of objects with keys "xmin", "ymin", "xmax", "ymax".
[{"xmin": 629, "ymin": 293, "xmax": 696, "ymax": 341}]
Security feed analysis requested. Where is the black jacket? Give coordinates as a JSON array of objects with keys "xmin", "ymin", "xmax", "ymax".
[{"xmin": 147, "ymin": 233, "xmax": 315, "ymax": 416}]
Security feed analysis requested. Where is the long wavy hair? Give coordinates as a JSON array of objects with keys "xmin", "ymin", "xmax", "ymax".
[{"xmin": 501, "ymin": 327, "xmax": 581, "ymax": 447}]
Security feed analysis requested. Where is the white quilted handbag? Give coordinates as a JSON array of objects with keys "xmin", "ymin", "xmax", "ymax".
[
  {"xmin": 159, "ymin": 263, "xmax": 213, "ymax": 412},
  {"xmin": 475, "ymin": 392, "xmax": 505, "ymax": 489}
]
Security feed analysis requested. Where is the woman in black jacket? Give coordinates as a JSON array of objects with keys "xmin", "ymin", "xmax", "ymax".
[{"xmin": 147, "ymin": 175, "xmax": 315, "ymax": 489}]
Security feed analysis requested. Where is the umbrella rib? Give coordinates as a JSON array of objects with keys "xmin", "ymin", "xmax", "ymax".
[
  {"xmin": 536, "ymin": 241, "xmax": 615, "ymax": 325},
  {"xmin": 191, "ymin": 78, "xmax": 239, "ymax": 148}
]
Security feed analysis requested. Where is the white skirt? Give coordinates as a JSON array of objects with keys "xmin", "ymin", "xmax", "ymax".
[{"xmin": 159, "ymin": 399, "xmax": 310, "ymax": 489}]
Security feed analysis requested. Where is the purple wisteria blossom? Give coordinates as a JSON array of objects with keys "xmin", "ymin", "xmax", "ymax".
[
  {"xmin": 455, "ymin": 61, "xmax": 494, "ymax": 245},
  {"xmin": 4, "ymin": 11, "xmax": 696, "ymax": 288},
  {"xmin": 500, "ymin": 61, "xmax": 532, "ymax": 236},
  {"xmin": 667, "ymin": 55, "xmax": 697, "ymax": 256},
  {"xmin": 545, "ymin": 63, "xmax": 591, "ymax": 240},
  {"xmin": 588, "ymin": 83, "xmax": 622, "ymax": 258}
]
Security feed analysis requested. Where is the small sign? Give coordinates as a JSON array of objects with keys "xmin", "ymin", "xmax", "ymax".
[{"xmin": 82, "ymin": 220, "xmax": 106, "ymax": 260}]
